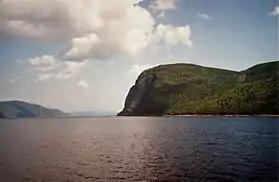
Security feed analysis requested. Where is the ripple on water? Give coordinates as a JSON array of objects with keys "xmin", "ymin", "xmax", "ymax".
[{"xmin": 0, "ymin": 117, "xmax": 278, "ymax": 182}]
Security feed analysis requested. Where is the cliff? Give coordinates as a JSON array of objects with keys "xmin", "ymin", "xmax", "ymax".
[{"xmin": 118, "ymin": 61, "xmax": 279, "ymax": 116}]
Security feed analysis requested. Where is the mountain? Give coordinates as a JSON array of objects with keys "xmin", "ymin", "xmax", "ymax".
[
  {"xmin": 118, "ymin": 61, "xmax": 279, "ymax": 116},
  {"xmin": 0, "ymin": 100, "xmax": 68, "ymax": 119}
]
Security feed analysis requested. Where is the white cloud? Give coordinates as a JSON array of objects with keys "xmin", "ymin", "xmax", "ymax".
[
  {"xmin": 152, "ymin": 24, "xmax": 193, "ymax": 49},
  {"xmin": 5, "ymin": 0, "xmax": 193, "ymax": 81},
  {"xmin": 120, "ymin": 6, "xmax": 155, "ymax": 55},
  {"xmin": 29, "ymin": 55, "xmax": 60, "ymax": 71},
  {"xmin": 269, "ymin": 6, "xmax": 279, "ymax": 16},
  {"xmin": 0, "ymin": 0, "xmax": 115, "ymax": 40},
  {"xmin": 27, "ymin": 23, "xmax": 192, "ymax": 80},
  {"xmin": 54, "ymin": 61, "xmax": 88, "ymax": 80},
  {"xmin": 77, "ymin": 79, "xmax": 89, "ymax": 88},
  {"xmin": 0, "ymin": 0, "xmax": 154, "ymax": 55},
  {"xmin": 30, "ymin": 56, "xmax": 88, "ymax": 82},
  {"xmin": 64, "ymin": 33, "xmax": 100, "ymax": 60},
  {"xmin": 149, "ymin": 0, "xmax": 177, "ymax": 11},
  {"xmin": 197, "ymin": 13, "xmax": 211, "ymax": 20},
  {"xmin": 2, "ymin": 0, "xmax": 192, "ymax": 58},
  {"xmin": 62, "ymin": 5, "xmax": 155, "ymax": 60}
]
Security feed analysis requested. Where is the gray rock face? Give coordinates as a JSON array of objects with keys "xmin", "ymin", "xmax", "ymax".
[{"xmin": 118, "ymin": 71, "xmax": 157, "ymax": 116}]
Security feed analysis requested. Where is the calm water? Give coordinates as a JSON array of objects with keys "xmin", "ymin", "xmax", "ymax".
[{"xmin": 0, "ymin": 117, "xmax": 278, "ymax": 182}]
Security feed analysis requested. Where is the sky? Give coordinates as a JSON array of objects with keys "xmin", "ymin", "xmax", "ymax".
[{"xmin": 0, "ymin": 0, "xmax": 278, "ymax": 113}]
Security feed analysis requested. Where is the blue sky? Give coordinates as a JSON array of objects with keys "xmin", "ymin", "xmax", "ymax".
[{"xmin": 0, "ymin": 0, "xmax": 278, "ymax": 112}]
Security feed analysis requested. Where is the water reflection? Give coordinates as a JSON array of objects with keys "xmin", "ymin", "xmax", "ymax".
[{"xmin": 0, "ymin": 117, "xmax": 278, "ymax": 181}]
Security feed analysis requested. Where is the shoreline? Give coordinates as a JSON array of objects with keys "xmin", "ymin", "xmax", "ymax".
[
  {"xmin": 118, "ymin": 114, "xmax": 279, "ymax": 118},
  {"xmin": 166, "ymin": 114, "xmax": 279, "ymax": 118}
]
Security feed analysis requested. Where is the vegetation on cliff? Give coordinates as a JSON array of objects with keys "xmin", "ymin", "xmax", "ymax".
[{"xmin": 118, "ymin": 61, "xmax": 278, "ymax": 116}]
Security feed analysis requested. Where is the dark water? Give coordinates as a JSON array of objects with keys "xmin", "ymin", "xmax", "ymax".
[{"xmin": 0, "ymin": 117, "xmax": 278, "ymax": 182}]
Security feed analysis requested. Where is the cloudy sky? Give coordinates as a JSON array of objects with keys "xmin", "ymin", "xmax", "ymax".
[{"xmin": 0, "ymin": 0, "xmax": 278, "ymax": 112}]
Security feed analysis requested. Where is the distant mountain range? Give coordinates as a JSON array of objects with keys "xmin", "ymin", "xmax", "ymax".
[
  {"xmin": 0, "ymin": 100, "xmax": 117, "ymax": 119},
  {"xmin": 118, "ymin": 61, "xmax": 279, "ymax": 116},
  {"xmin": 71, "ymin": 111, "xmax": 117, "ymax": 116},
  {"xmin": 0, "ymin": 100, "xmax": 68, "ymax": 119}
]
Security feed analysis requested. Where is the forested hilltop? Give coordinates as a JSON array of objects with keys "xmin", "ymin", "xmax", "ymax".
[{"xmin": 118, "ymin": 61, "xmax": 279, "ymax": 116}]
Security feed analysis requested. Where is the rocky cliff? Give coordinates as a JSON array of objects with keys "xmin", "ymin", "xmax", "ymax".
[{"xmin": 118, "ymin": 61, "xmax": 279, "ymax": 116}]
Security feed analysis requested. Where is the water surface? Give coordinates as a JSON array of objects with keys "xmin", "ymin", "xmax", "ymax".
[{"xmin": 0, "ymin": 117, "xmax": 278, "ymax": 182}]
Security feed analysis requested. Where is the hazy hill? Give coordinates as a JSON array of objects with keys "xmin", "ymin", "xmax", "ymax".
[
  {"xmin": 118, "ymin": 61, "xmax": 279, "ymax": 116},
  {"xmin": 71, "ymin": 111, "xmax": 117, "ymax": 116},
  {"xmin": 0, "ymin": 100, "xmax": 68, "ymax": 119}
]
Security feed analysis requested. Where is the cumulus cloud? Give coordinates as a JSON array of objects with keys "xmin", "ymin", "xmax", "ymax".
[
  {"xmin": 31, "ymin": 56, "xmax": 88, "ymax": 82},
  {"xmin": 269, "ymin": 6, "xmax": 279, "ymax": 16},
  {"xmin": 60, "ymin": 20, "xmax": 192, "ymax": 61},
  {"xmin": 64, "ymin": 33, "xmax": 100, "ymax": 60},
  {"xmin": 29, "ymin": 55, "xmax": 60, "ymax": 71},
  {"xmin": 77, "ymin": 79, "xmax": 89, "ymax": 88},
  {"xmin": 197, "ymin": 13, "xmax": 211, "ymax": 20},
  {"xmin": 3, "ymin": 0, "xmax": 193, "ymax": 80},
  {"xmin": 0, "ymin": 0, "xmax": 142, "ymax": 40},
  {"xmin": 0, "ymin": 0, "xmax": 154, "ymax": 56},
  {"xmin": 152, "ymin": 24, "xmax": 193, "ymax": 49},
  {"xmin": 27, "ymin": 22, "xmax": 192, "ymax": 81}
]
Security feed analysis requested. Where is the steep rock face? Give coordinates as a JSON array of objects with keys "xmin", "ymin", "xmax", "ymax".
[
  {"xmin": 118, "ymin": 61, "xmax": 279, "ymax": 116},
  {"xmin": 0, "ymin": 100, "xmax": 68, "ymax": 119},
  {"xmin": 118, "ymin": 70, "xmax": 158, "ymax": 115}
]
